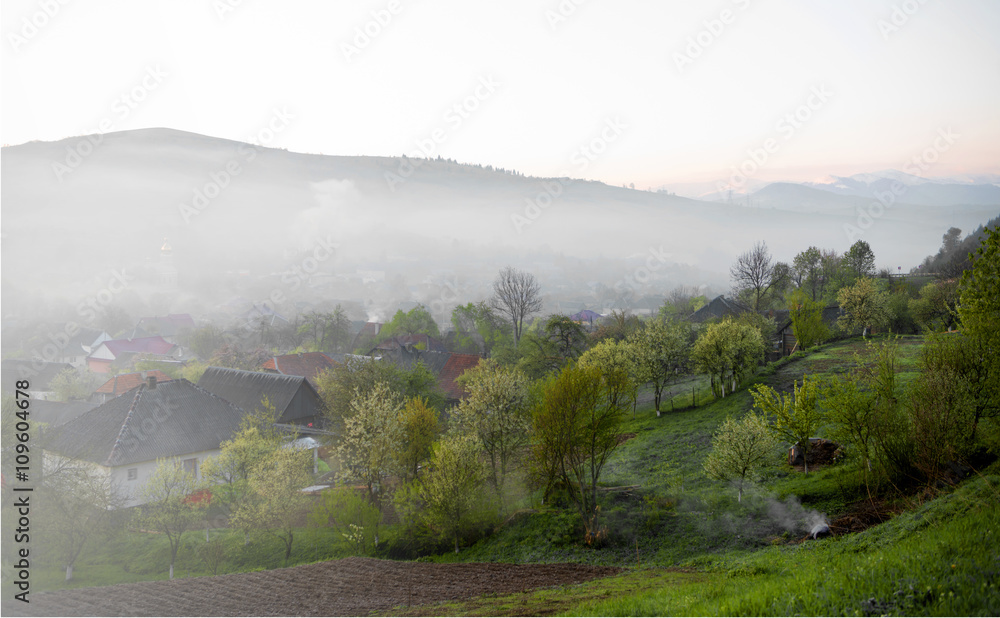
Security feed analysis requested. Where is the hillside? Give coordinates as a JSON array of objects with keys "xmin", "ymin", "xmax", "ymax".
[{"xmin": 3, "ymin": 129, "xmax": 996, "ymax": 314}]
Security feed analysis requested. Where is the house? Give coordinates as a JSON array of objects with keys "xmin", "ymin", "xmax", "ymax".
[
  {"xmin": 93, "ymin": 370, "xmax": 175, "ymax": 403},
  {"xmin": 436, "ymin": 353, "xmax": 482, "ymax": 403},
  {"xmin": 42, "ymin": 378, "xmax": 247, "ymax": 506},
  {"xmin": 27, "ymin": 399, "xmax": 98, "ymax": 427},
  {"xmin": 1, "ymin": 360, "xmax": 76, "ymax": 400},
  {"xmin": 372, "ymin": 334, "xmax": 449, "ymax": 355},
  {"xmin": 197, "ymin": 367, "xmax": 325, "ymax": 427},
  {"xmin": 261, "ymin": 352, "xmax": 338, "ymax": 388},
  {"xmin": 772, "ymin": 305, "xmax": 844, "ymax": 358},
  {"xmin": 688, "ymin": 295, "xmax": 754, "ymax": 323},
  {"xmin": 350, "ymin": 321, "xmax": 383, "ymax": 352},
  {"xmin": 53, "ymin": 328, "xmax": 112, "ymax": 367},
  {"xmin": 86, "ymin": 336, "xmax": 180, "ymax": 373}
]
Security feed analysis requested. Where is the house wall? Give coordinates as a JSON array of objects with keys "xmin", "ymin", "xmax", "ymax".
[
  {"xmin": 282, "ymin": 387, "xmax": 324, "ymax": 426},
  {"xmin": 111, "ymin": 448, "xmax": 223, "ymax": 507}
]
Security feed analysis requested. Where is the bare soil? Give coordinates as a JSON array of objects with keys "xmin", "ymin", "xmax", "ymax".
[{"xmin": 10, "ymin": 557, "xmax": 621, "ymax": 617}]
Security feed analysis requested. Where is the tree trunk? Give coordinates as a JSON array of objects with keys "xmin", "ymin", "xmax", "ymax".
[
  {"xmin": 65, "ymin": 564, "xmax": 73, "ymax": 581},
  {"xmin": 169, "ymin": 562, "xmax": 174, "ymax": 580}
]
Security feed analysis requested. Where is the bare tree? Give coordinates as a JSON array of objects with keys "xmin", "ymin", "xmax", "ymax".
[
  {"xmin": 730, "ymin": 241, "xmax": 787, "ymax": 311},
  {"xmin": 490, "ymin": 266, "xmax": 543, "ymax": 348}
]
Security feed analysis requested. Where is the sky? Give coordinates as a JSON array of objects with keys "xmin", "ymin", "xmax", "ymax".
[{"xmin": 2, "ymin": 0, "xmax": 999, "ymax": 189}]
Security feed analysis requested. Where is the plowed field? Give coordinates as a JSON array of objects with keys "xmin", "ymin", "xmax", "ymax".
[{"xmin": 10, "ymin": 557, "xmax": 621, "ymax": 616}]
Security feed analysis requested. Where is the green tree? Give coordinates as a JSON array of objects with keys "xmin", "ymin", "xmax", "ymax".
[
  {"xmin": 823, "ymin": 339, "xmax": 911, "ymax": 488},
  {"xmin": 49, "ymin": 368, "xmax": 93, "ymax": 401},
  {"xmin": 408, "ymin": 432, "xmax": 490, "ymax": 553},
  {"xmin": 793, "ymin": 246, "xmax": 824, "ymax": 301},
  {"xmin": 628, "ymin": 319, "xmax": 691, "ymax": 415},
  {"xmin": 299, "ymin": 306, "xmax": 352, "ymax": 353},
  {"xmin": 837, "ymin": 277, "xmax": 891, "ymax": 337},
  {"xmin": 531, "ymin": 363, "xmax": 629, "ymax": 540},
  {"xmin": 752, "ymin": 376, "xmax": 823, "ymax": 474},
  {"xmin": 909, "ymin": 280, "xmax": 960, "ymax": 332},
  {"xmin": 309, "ymin": 487, "xmax": 382, "ymax": 555},
  {"xmin": 201, "ymin": 397, "xmax": 286, "ymax": 543},
  {"xmin": 377, "ymin": 305, "xmax": 441, "ymax": 344},
  {"xmin": 788, "ymin": 288, "xmax": 830, "ymax": 351},
  {"xmin": 231, "ymin": 445, "xmax": 312, "ymax": 563},
  {"xmin": 692, "ymin": 318, "xmax": 765, "ymax": 398},
  {"xmin": 395, "ymin": 397, "xmax": 439, "ymax": 482},
  {"xmin": 579, "ymin": 337, "xmax": 646, "ymax": 418},
  {"xmin": 957, "ymin": 224, "xmax": 1000, "ymax": 434},
  {"xmin": 842, "ymin": 240, "xmax": 876, "ymax": 282},
  {"xmin": 136, "ymin": 459, "xmax": 208, "ymax": 579},
  {"xmin": 450, "ymin": 301, "xmax": 510, "ymax": 356},
  {"xmin": 338, "ymin": 382, "xmax": 404, "ymax": 513},
  {"xmin": 38, "ymin": 462, "xmax": 125, "ymax": 581},
  {"xmin": 703, "ymin": 413, "xmax": 779, "ymax": 502},
  {"xmin": 317, "ymin": 357, "xmax": 443, "ymax": 433},
  {"xmin": 454, "ymin": 360, "xmax": 531, "ymax": 510}
]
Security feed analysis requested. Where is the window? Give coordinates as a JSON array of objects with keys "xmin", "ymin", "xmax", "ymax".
[
  {"xmin": 127, "ymin": 468, "xmax": 138, "ymax": 481},
  {"xmin": 182, "ymin": 458, "xmax": 198, "ymax": 478}
]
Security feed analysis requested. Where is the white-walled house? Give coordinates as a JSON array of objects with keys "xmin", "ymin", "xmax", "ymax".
[{"xmin": 42, "ymin": 377, "xmax": 247, "ymax": 507}]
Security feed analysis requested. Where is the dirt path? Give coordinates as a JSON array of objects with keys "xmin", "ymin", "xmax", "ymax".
[{"xmin": 9, "ymin": 557, "xmax": 621, "ymax": 617}]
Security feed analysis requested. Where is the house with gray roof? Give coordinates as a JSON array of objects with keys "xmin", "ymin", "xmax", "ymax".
[
  {"xmin": 42, "ymin": 377, "xmax": 247, "ymax": 506},
  {"xmin": 197, "ymin": 367, "xmax": 324, "ymax": 428}
]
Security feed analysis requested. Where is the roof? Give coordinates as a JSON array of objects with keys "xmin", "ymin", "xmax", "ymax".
[
  {"xmin": 1, "ymin": 360, "xmax": 75, "ymax": 391},
  {"xmin": 689, "ymin": 295, "xmax": 754, "ymax": 322},
  {"xmin": 96, "ymin": 371, "xmax": 174, "ymax": 396},
  {"xmin": 437, "ymin": 353, "xmax": 482, "ymax": 401},
  {"xmin": 98, "ymin": 336, "xmax": 177, "ymax": 358},
  {"xmin": 44, "ymin": 379, "xmax": 247, "ymax": 467},
  {"xmin": 197, "ymin": 367, "xmax": 320, "ymax": 424},
  {"xmin": 373, "ymin": 334, "xmax": 449, "ymax": 354},
  {"xmin": 28, "ymin": 400, "xmax": 98, "ymax": 427},
  {"xmin": 261, "ymin": 352, "xmax": 338, "ymax": 386}
]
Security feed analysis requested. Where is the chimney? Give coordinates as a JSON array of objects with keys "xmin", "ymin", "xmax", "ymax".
[{"xmin": 147, "ymin": 375, "xmax": 157, "ymax": 389}]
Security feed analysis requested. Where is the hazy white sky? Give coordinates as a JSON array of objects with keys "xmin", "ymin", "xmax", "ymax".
[{"xmin": 2, "ymin": 0, "xmax": 998, "ymax": 187}]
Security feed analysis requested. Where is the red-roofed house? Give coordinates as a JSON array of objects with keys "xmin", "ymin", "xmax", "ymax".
[
  {"xmin": 93, "ymin": 370, "xmax": 174, "ymax": 403},
  {"xmin": 437, "ymin": 353, "xmax": 482, "ymax": 403},
  {"xmin": 261, "ymin": 352, "xmax": 339, "ymax": 388},
  {"xmin": 87, "ymin": 337, "xmax": 180, "ymax": 373}
]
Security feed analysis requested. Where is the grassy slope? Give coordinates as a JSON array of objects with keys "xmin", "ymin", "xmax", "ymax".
[
  {"xmin": 405, "ymin": 335, "xmax": 999, "ymax": 615},
  {"xmin": 11, "ymin": 336, "xmax": 998, "ymax": 616}
]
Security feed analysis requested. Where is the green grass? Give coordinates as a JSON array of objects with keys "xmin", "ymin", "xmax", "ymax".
[
  {"xmin": 567, "ymin": 469, "xmax": 1000, "ymax": 616},
  {"xmin": 10, "ymin": 334, "xmax": 998, "ymax": 617}
]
